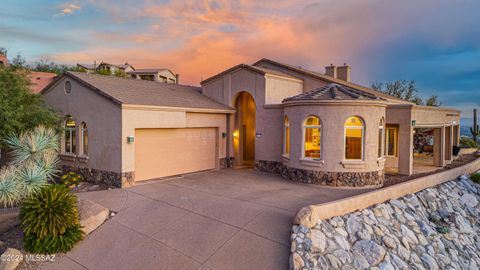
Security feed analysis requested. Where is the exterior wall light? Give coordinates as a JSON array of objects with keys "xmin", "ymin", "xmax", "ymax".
[
  {"xmin": 233, "ymin": 130, "xmax": 239, "ymax": 137},
  {"xmin": 127, "ymin": 136, "xmax": 135, "ymax": 143}
]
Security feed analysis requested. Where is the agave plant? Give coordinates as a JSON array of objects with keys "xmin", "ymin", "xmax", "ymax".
[
  {"xmin": 0, "ymin": 126, "xmax": 60, "ymax": 207},
  {"xmin": 0, "ymin": 166, "xmax": 23, "ymax": 207}
]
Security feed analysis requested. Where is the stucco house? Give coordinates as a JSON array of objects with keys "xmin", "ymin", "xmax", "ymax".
[
  {"xmin": 126, "ymin": 68, "xmax": 179, "ymax": 84},
  {"xmin": 42, "ymin": 58, "xmax": 460, "ymax": 188}
]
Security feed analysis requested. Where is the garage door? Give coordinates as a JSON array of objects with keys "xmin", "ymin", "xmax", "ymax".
[{"xmin": 135, "ymin": 128, "xmax": 217, "ymax": 181}]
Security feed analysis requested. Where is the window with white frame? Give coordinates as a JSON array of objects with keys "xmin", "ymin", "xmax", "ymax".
[
  {"xmin": 64, "ymin": 116, "xmax": 76, "ymax": 154},
  {"xmin": 81, "ymin": 122, "xmax": 88, "ymax": 156},
  {"xmin": 378, "ymin": 118, "xmax": 384, "ymax": 158},
  {"xmin": 284, "ymin": 116, "xmax": 290, "ymax": 156},
  {"xmin": 303, "ymin": 116, "xmax": 321, "ymax": 159},
  {"xmin": 345, "ymin": 116, "xmax": 364, "ymax": 160}
]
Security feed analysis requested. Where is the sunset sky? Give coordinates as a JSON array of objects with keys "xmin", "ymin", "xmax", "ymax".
[{"xmin": 1, "ymin": 0, "xmax": 479, "ymax": 118}]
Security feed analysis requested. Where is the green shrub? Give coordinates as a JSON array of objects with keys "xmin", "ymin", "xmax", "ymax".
[
  {"xmin": 20, "ymin": 185, "xmax": 84, "ymax": 254},
  {"xmin": 60, "ymin": 172, "xmax": 83, "ymax": 188},
  {"xmin": 460, "ymin": 137, "xmax": 476, "ymax": 148},
  {"xmin": 471, "ymin": 173, "xmax": 480, "ymax": 184}
]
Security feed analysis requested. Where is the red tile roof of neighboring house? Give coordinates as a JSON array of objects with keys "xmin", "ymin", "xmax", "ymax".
[{"xmin": 29, "ymin": 72, "xmax": 57, "ymax": 94}]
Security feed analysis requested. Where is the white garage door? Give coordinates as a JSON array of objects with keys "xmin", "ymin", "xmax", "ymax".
[{"xmin": 135, "ymin": 128, "xmax": 217, "ymax": 181}]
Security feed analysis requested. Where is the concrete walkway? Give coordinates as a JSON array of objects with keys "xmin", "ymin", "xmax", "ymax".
[{"xmin": 43, "ymin": 169, "xmax": 372, "ymax": 270}]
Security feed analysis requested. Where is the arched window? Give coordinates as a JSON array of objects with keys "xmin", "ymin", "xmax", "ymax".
[
  {"xmin": 345, "ymin": 116, "xmax": 364, "ymax": 160},
  {"xmin": 64, "ymin": 116, "xmax": 76, "ymax": 154},
  {"xmin": 378, "ymin": 118, "xmax": 384, "ymax": 158},
  {"xmin": 304, "ymin": 116, "xmax": 322, "ymax": 159},
  {"xmin": 81, "ymin": 122, "xmax": 88, "ymax": 156},
  {"xmin": 284, "ymin": 116, "xmax": 290, "ymax": 156}
]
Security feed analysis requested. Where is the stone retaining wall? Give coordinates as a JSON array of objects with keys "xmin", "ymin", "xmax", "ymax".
[
  {"xmin": 290, "ymin": 175, "xmax": 480, "ymax": 269},
  {"xmin": 60, "ymin": 165, "xmax": 132, "ymax": 188},
  {"xmin": 255, "ymin": 160, "xmax": 384, "ymax": 187}
]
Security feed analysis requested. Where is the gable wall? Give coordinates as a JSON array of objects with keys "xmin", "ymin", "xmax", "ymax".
[{"xmin": 43, "ymin": 77, "xmax": 122, "ymax": 173}]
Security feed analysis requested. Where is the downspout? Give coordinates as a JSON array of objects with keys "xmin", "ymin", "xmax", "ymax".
[{"xmin": 226, "ymin": 114, "xmax": 231, "ymax": 167}]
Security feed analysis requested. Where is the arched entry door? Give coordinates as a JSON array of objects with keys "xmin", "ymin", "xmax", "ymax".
[{"xmin": 234, "ymin": 92, "xmax": 256, "ymax": 167}]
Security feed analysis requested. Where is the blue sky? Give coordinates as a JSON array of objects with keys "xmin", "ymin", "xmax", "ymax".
[{"xmin": 1, "ymin": 0, "xmax": 479, "ymax": 119}]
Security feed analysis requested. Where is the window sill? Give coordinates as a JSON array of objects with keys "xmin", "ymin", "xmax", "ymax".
[
  {"xmin": 341, "ymin": 160, "xmax": 366, "ymax": 169},
  {"xmin": 60, "ymin": 154, "xmax": 76, "ymax": 161},
  {"xmin": 78, "ymin": 155, "xmax": 89, "ymax": 163},
  {"xmin": 299, "ymin": 158, "xmax": 324, "ymax": 167},
  {"xmin": 377, "ymin": 157, "xmax": 386, "ymax": 167}
]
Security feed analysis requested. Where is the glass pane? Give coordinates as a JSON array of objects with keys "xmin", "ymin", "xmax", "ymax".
[
  {"xmin": 72, "ymin": 130, "xmax": 76, "ymax": 154},
  {"xmin": 83, "ymin": 128, "xmax": 88, "ymax": 155},
  {"xmin": 65, "ymin": 130, "xmax": 71, "ymax": 153},
  {"xmin": 345, "ymin": 128, "xmax": 362, "ymax": 159},
  {"xmin": 378, "ymin": 128, "xmax": 383, "ymax": 158},
  {"xmin": 387, "ymin": 129, "xmax": 396, "ymax": 156},
  {"xmin": 345, "ymin": 116, "xmax": 363, "ymax": 127},
  {"xmin": 285, "ymin": 126, "xmax": 290, "ymax": 154},
  {"xmin": 306, "ymin": 116, "xmax": 320, "ymax": 126},
  {"xmin": 305, "ymin": 127, "xmax": 321, "ymax": 158}
]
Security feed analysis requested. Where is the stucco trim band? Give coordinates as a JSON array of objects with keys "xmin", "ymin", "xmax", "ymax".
[{"xmin": 294, "ymin": 156, "xmax": 480, "ymax": 228}]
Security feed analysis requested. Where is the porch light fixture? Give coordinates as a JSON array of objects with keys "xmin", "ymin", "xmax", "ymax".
[
  {"xmin": 233, "ymin": 130, "xmax": 239, "ymax": 137},
  {"xmin": 411, "ymin": 120, "xmax": 416, "ymax": 126},
  {"xmin": 127, "ymin": 136, "xmax": 135, "ymax": 143}
]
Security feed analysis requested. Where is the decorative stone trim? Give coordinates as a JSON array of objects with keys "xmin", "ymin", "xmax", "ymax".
[
  {"xmin": 220, "ymin": 157, "xmax": 235, "ymax": 169},
  {"xmin": 59, "ymin": 154, "xmax": 76, "ymax": 161},
  {"xmin": 340, "ymin": 160, "xmax": 366, "ymax": 169},
  {"xmin": 78, "ymin": 155, "xmax": 89, "ymax": 163},
  {"xmin": 377, "ymin": 157, "xmax": 386, "ymax": 167},
  {"xmin": 59, "ymin": 165, "xmax": 123, "ymax": 188},
  {"xmin": 299, "ymin": 158, "xmax": 324, "ymax": 167},
  {"xmin": 255, "ymin": 160, "xmax": 384, "ymax": 187}
]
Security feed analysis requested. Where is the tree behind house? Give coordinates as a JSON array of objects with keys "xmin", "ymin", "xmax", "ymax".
[{"xmin": 371, "ymin": 80, "xmax": 441, "ymax": 106}]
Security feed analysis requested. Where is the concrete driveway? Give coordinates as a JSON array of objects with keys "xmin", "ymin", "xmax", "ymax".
[{"xmin": 43, "ymin": 169, "xmax": 371, "ymax": 270}]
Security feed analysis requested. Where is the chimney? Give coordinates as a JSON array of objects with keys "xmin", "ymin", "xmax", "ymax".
[
  {"xmin": 337, "ymin": 63, "xmax": 351, "ymax": 82},
  {"xmin": 175, "ymin": 74, "xmax": 180, "ymax": 84},
  {"xmin": 325, "ymin": 64, "xmax": 336, "ymax": 78}
]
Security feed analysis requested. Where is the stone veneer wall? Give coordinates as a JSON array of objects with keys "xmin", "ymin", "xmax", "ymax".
[
  {"xmin": 290, "ymin": 175, "xmax": 480, "ymax": 270},
  {"xmin": 255, "ymin": 160, "xmax": 384, "ymax": 187},
  {"xmin": 60, "ymin": 165, "xmax": 133, "ymax": 188},
  {"xmin": 220, "ymin": 157, "xmax": 235, "ymax": 169}
]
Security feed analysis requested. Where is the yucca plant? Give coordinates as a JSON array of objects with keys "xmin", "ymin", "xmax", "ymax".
[
  {"xmin": 20, "ymin": 184, "xmax": 84, "ymax": 254},
  {"xmin": 0, "ymin": 126, "xmax": 60, "ymax": 207}
]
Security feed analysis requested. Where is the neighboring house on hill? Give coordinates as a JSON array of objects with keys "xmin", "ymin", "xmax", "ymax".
[
  {"xmin": 42, "ymin": 58, "xmax": 460, "ymax": 188},
  {"xmin": 127, "ymin": 68, "xmax": 179, "ymax": 84},
  {"xmin": 97, "ymin": 62, "xmax": 134, "ymax": 74},
  {"xmin": 29, "ymin": 71, "xmax": 57, "ymax": 93},
  {"xmin": 0, "ymin": 53, "xmax": 6, "ymax": 66}
]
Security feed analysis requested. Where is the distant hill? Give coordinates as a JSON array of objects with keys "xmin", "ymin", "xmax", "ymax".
[{"xmin": 461, "ymin": 125, "xmax": 472, "ymax": 138}]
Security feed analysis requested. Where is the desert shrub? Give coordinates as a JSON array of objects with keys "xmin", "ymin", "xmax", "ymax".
[
  {"xmin": 60, "ymin": 172, "xmax": 83, "ymax": 188},
  {"xmin": 20, "ymin": 185, "xmax": 84, "ymax": 254},
  {"xmin": 471, "ymin": 173, "xmax": 480, "ymax": 184},
  {"xmin": 460, "ymin": 137, "xmax": 476, "ymax": 148},
  {"xmin": 0, "ymin": 126, "xmax": 59, "ymax": 207}
]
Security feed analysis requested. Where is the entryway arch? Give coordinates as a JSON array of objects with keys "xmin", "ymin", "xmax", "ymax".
[{"xmin": 233, "ymin": 91, "xmax": 256, "ymax": 167}]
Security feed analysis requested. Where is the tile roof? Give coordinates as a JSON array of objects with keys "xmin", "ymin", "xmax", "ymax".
[
  {"xmin": 29, "ymin": 72, "xmax": 57, "ymax": 94},
  {"xmin": 201, "ymin": 64, "xmax": 299, "ymax": 84},
  {"xmin": 283, "ymin": 83, "xmax": 385, "ymax": 103},
  {"xmin": 253, "ymin": 58, "xmax": 412, "ymax": 104},
  {"xmin": 57, "ymin": 72, "xmax": 233, "ymax": 111}
]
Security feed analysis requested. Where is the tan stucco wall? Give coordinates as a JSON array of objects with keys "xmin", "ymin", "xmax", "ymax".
[
  {"xmin": 283, "ymin": 102, "xmax": 386, "ymax": 172},
  {"xmin": 121, "ymin": 107, "xmax": 227, "ymax": 175},
  {"xmin": 412, "ymin": 106, "xmax": 460, "ymax": 126},
  {"xmin": 386, "ymin": 105, "xmax": 413, "ymax": 175},
  {"xmin": 43, "ymin": 77, "xmax": 122, "ymax": 172},
  {"xmin": 264, "ymin": 75, "xmax": 303, "ymax": 104}
]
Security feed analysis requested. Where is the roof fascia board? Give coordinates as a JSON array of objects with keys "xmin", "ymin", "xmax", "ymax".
[{"xmin": 121, "ymin": 104, "xmax": 235, "ymax": 114}]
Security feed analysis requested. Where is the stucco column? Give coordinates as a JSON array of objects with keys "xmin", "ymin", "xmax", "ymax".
[
  {"xmin": 398, "ymin": 122, "xmax": 413, "ymax": 175},
  {"xmin": 445, "ymin": 126, "xmax": 453, "ymax": 162},
  {"xmin": 433, "ymin": 127, "xmax": 445, "ymax": 167}
]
